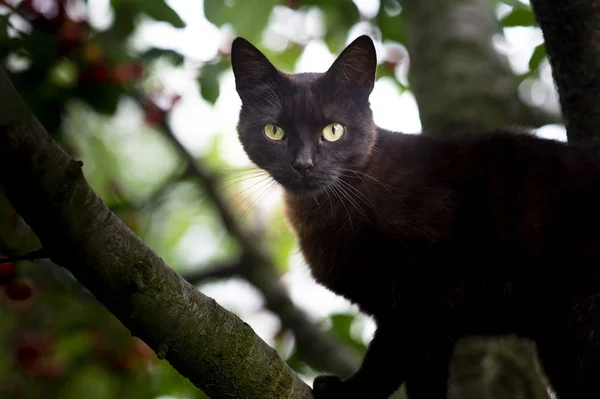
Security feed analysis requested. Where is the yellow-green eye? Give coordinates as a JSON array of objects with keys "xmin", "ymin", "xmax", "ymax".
[
  {"xmin": 263, "ymin": 124, "xmax": 285, "ymax": 141},
  {"xmin": 322, "ymin": 123, "xmax": 345, "ymax": 142}
]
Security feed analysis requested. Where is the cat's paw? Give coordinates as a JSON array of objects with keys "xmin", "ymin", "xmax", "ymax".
[{"xmin": 312, "ymin": 375, "xmax": 346, "ymax": 398}]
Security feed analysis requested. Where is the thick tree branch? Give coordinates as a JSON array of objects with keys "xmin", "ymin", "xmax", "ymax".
[
  {"xmin": 0, "ymin": 67, "xmax": 312, "ymax": 399},
  {"xmin": 402, "ymin": 0, "xmax": 562, "ymax": 134},
  {"xmin": 129, "ymin": 92, "xmax": 361, "ymax": 377},
  {"xmin": 182, "ymin": 261, "xmax": 244, "ymax": 284},
  {"xmin": 530, "ymin": 0, "xmax": 600, "ymax": 145}
]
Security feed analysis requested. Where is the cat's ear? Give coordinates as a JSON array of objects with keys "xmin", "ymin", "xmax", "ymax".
[
  {"xmin": 231, "ymin": 37, "xmax": 279, "ymax": 94},
  {"xmin": 324, "ymin": 35, "xmax": 377, "ymax": 98}
]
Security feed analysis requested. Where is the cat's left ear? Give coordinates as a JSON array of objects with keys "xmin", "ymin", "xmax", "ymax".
[{"xmin": 325, "ymin": 35, "xmax": 377, "ymax": 98}]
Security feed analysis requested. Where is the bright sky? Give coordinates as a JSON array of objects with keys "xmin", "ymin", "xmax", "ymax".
[{"xmin": 84, "ymin": 0, "xmax": 568, "ymax": 353}]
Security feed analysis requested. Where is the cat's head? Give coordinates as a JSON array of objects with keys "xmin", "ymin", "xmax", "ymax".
[{"xmin": 231, "ymin": 35, "xmax": 377, "ymax": 195}]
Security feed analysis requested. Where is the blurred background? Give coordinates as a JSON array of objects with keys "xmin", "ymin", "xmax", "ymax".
[{"xmin": 0, "ymin": 0, "xmax": 566, "ymax": 397}]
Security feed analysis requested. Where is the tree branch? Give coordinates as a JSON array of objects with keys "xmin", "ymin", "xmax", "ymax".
[
  {"xmin": 0, "ymin": 247, "xmax": 48, "ymax": 264},
  {"xmin": 182, "ymin": 261, "xmax": 244, "ymax": 284},
  {"xmin": 131, "ymin": 92, "xmax": 362, "ymax": 378},
  {"xmin": 402, "ymin": 0, "xmax": 562, "ymax": 133},
  {"xmin": 448, "ymin": 336, "xmax": 552, "ymax": 399},
  {"xmin": 530, "ymin": 0, "xmax": 600, "ymax": 145},
  {"xmin": 0, "ymin": 67, "xmax": 312, "ymax": 399}
]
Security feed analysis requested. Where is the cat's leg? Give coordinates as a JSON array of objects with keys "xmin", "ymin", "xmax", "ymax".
[
  {"xmin": 404, "ymin": 347, "xmax": 452, "ymax": 399},
  {"xmin": 312, "ymin": 324, "xmax": 408, "ymax": 399}
]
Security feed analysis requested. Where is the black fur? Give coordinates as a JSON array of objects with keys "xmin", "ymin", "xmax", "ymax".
[{"xmin": 231, "ymin": 35, "xmax": 600, "ymax": 398}]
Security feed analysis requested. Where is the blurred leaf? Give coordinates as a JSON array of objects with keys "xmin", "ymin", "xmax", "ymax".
[
  {"xmin": 377, "ymin": 0, "xmax": 406, "ymax": 44},
  {"xmin": 501, "ymin": 6, "xmax": 536, "ymax": 27},
  {"xmin": 137, "ymin": 0, "xmax": 186, "ymax": 28},
  {"xmin": 110, "ymin": 1, "xmax": 138, "ymax": 39},
  {"xmin": 48, "ymin": 59, "xmax": 78, "ymax": 88},
  {"xmin": 528, "ymin": 43, "xmax": 546, "ymax": 72},
  {"xmin": 55, "ymin": 332, "xmax": 92, "ymax": 365},
  {"xmin": 269, "ymin": 209, "xmax": 295, "ymax": 273},
  {"xmin": 21, "ymin": 29, "xmax": 58, "ymax": 66},
  {"xmin": 0, "ymin": 14, "xmax": 7, "ymax": 38},
  {"xmin": 303, "ymin": 0, "xmax": 360, "ymax": 52},
  {"xmin": 198, "ymin": 59, "xmax": 229, "ymax": 104},
  {"xmin": 60, "ymin": 365, "xmax": 118, "ymax": 399},
  {"xmin": 204, "ymin": 0, "xmax": 277, "ymax": 42},
  {"xmin": 262, "ymin": 43, "xmax": 304, "ymax": 72},
  {"xmin": 153, "ymin": 359, "xmax": 211, "ymax": 398},
  {"xmin": 284, "ymin": 349, "xmax": 313, "ymax": 376},
  {"xmin": 329, "ymin": 313, "xmax": 367, "ymax": 355},
  {"xmin": 139, "ymin": 47, "xmax": 185, "ymax": 66},
  {"xmin": 77, "ymin": 83, "xmax": 122, "ymax": 116}
]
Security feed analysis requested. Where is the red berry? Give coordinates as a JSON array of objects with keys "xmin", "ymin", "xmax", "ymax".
[
  {"xmin": 113, "ymin": 62, "xmax": 144, "ymax": 85},
  {"xmin": 58, "ymin": 18, "xmax": 85, "ymax": 54},
  {"xmin": 32, "ymin": 357, "xmax": 64, "ymax": 380},
  {"xmin": 79, "ymin": 62, "xmax": 110, "ymax": 86},
  {"xmin": 143, "ymin": 101, "xmax": 165, "ymax": 127},
  {"xmin": 16, "ymin": 343, "xmax": 42, "ymax": 368},
  {"xmin": 5, "ymin": 278, "xmax": 34, "ymax": 301},
  {"xmin": 13, "ymin": 333, "xmax": 53, "ymax": 369},
  {"xmin": 0, "ymin": 262, "xmax": 15, "ymax": 284}
]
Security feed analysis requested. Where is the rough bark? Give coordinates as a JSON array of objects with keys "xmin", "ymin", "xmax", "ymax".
[
  {"xmin": 448, "ymin": 336, "xmax": 551, "ymax": 399},
  {"xmin": 0, "ymin": 67, "xmax": 312, "ymax": 399},
  {"xmin": 402, "ymin": 0, "xmax": 561, "ymax": 134},
  {"xmin": 530, "ymin": 0, "xmax": 600, "ymax": 145}
]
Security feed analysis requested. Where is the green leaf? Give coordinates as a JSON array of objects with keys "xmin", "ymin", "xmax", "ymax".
[
  {"xmin": 261, "ymin": 44, "xmax": 304, "ymax": 72},
  {"xmin": 204, "ymin": 0, "xmax": 277, "ymax": 42},
  {"xmin": 48, "ymin": 58, "xmax": 78, "ymax": 88},
  {"xmin": 111, "ymin": 1, "xmax": 138, "ymax": 39},
  {"xmin": 0, "ymin": 18, "xmax": 23, "ymax": 60},
  {"xmin": 61, "ymin": 365, "xmax": 118, "ymax": 399},
  {"xmin": 137, "ymin": 0, "xmax": 186, "ymax": 28},
  {"xmin": 528, "ymin": 43, "xmax": 546, "ymax": 72},
  {"xmin": 501, "ymin": 6, "xmax": 536, "ymax": 27},
  {"xmin": 55, "ymin": 331, "xmax": 92, "ymax": 365},
  {"xmin": 302, "ymin": 0, "xmax": 360, "ymax": 52},
  {"xmin": 329, "ymin": 313, "xmax": 367, "ymax": 355},
  {"xmin": 140, "ymin": 47, "xmax": 185, "ymax": 65},
  {"xmin": 198, "ymin": 59, "xmax": 229, "ymax": 104},
  {"xmin": 77, "ymin": 82, "xmax": 122, "ymax": 115},
  {"xmin": 377, "ymin": 0, "xmax": 406, "ymax": 44}
]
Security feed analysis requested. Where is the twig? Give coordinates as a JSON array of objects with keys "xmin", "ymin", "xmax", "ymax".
[
  {"xmin": 0, "ymin": 247, "xmax": 48, "ymax": 264},
  {"xmin": 182, "ymin": 261, "xmax": 243, "ymax": 284}
]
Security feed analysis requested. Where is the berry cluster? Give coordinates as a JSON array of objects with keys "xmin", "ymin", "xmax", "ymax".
[{"xmin": 0, "ymin": 261, "xmax": 34, "ymax": 302}]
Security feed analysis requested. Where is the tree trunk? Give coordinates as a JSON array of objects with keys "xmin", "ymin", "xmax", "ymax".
[
  {"xmin": 402, "ymin": 0, "xmax": 561, "ymax": 134},
  {"xmin": 530, "ymin": 0, "xmax": 600, "ymax": 145},
  {"xmin": 448, "ymin": 337, "xmax": 551, "ymax": 399}
]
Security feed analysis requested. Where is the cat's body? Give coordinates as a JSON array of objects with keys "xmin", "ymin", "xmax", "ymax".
[{"xmin": 231, "ymin": 35, "xmax": 600, "ymax": 398}]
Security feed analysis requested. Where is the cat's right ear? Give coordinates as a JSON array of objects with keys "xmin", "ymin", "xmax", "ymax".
[
  {"xmin": 231, "ymin": 37, "xmax": 278, "ymax": 95},
  {"xmin": 324, "ymin": 35, "xmax": 377, "ymax": 99}
]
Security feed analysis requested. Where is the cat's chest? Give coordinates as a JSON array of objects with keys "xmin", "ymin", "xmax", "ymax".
[{"xmin": 283, "ymin": 194, "xmax": 396, "ymax": 315}]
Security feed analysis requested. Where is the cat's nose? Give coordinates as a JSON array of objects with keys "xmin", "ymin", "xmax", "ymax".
[{"xmin": 292, "ymin": 156, "xmax": 315, "ymax": 174}]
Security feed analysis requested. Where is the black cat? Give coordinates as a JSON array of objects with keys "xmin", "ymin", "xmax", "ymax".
[{"xmin": 231, "ymin": 34, "xmax": 600, "ymax": 398}]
